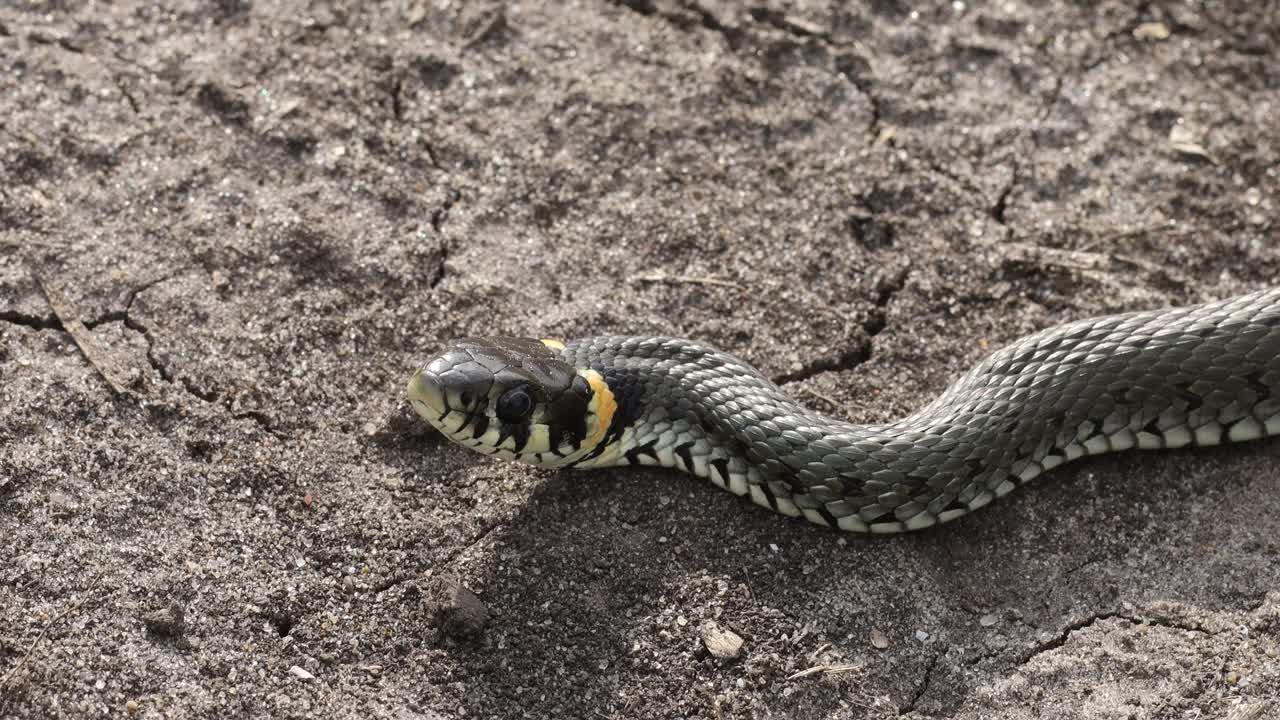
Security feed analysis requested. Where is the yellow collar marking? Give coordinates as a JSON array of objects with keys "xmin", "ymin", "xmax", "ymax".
[
  {"xmin": 581, "ymin": 369, "xmax": 616, "ymax": 451},
  {"xmin": 540, "ymin": 338, "xmax": 566, "ymax": 351}
]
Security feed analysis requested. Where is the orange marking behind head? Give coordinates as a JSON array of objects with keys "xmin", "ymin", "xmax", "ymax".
[{"xmin": 582, "ymin": 369, "xmax": 617, "ymax": 451}]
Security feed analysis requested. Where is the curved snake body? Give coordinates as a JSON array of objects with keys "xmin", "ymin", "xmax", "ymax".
[{"xmin": 408, "ymin": 288, "xmax": 1280, "ymax": 533}]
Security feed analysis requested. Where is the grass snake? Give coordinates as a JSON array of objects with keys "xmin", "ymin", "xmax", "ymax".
[{"xmin": 407, "ymin": 288, "xmax": 1280, "ymax": 533}]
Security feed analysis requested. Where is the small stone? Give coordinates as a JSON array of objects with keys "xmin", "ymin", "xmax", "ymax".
[
  {"xmin": 125, "ymin": 700, "xmax": 140, "ymax": 714},
  {"xmin": 429, "ymin": 579, "xmax": 489, "ymax": 639},
  {"xmin": 980, "ymin": 613, "xmax": 999, "ymax": 627},
  {"xmin": 142, "ymin": 604, "xmax": 186, "ymax": 639},
  {"xmin": 1132, "ymin": 21, "xmax": 1170, "ymax": 41},
  {"xmin": 870, "ymin": 628, "xmax": 890, "ymax": 649},
  {"xmin": 288, "ymin": 665, "xmax": 315, "ymax": 681},
  {"xmin": 914, "ymin": 630, "xmax": 929, "ymax": 642},
  {"xmin": 701, "ymin": 621, "xmax": 744, "ymax": 659}
]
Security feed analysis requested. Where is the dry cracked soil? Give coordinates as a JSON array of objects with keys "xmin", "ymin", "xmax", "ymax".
[{"xmin": 2, "ymin": 1, "xmax": 1279, "ymax": 718}]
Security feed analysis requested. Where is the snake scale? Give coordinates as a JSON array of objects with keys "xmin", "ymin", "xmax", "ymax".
[{"xmin": 408, "ymin": 288, "xmax": 1280, "ymax": 533}]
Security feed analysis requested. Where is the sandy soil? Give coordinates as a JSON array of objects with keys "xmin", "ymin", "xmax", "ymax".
[{"xmin": 2, "ymin": 1, "xmax": 1278, "ymax": 718}]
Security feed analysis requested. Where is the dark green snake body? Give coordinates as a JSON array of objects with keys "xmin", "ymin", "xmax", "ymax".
[{"xmin": 408, "ymin": 288, "xmax": 1280, "ymax": 533}]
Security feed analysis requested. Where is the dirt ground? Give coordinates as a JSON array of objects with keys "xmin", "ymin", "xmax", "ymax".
[{"xmin": 2, "ymin": 1, "xmax": 1279, "ymax": 718}]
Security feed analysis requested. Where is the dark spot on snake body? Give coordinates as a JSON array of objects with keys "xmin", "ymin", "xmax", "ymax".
[
  {"xmin": 711, "ymin": 459, "xmax": 731, "ymax": 484},
  {"xmin": 1142, "ymin": 416, "xmax": 1167, "ymax": 437},
  {"xmin": 963, "ymin": 458, "xmax": 986, "ymax": 480},
  {"xmin": 509, "ymin": 422, "xmax": 531, "ymax": 452},
  {"xmin": 756, "ymin": 481, "xmax": 780, "ymax": 510},
  {"xmin": 1171, "ymin": 384, "xmax": 1205, "ymax": 412},
  {"xmin": 816, "ymin": 505, "xmax": 840, "ymax": 527},
  {"xmin": 471, "ymin": 414, "xmax": 489, "ymax": 439},
  {"xmin": 675, "ymin": 443, "xmax": 696, "ymax": 472},
  {"xmin": 1245, "ymin": 370, "xmax": 1272, "ymax": 401},
  {"xmin": 624, "ymin": 441, "xmax": 659, "ymax": 465}
]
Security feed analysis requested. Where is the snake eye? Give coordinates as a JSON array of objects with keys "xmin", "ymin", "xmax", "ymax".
[{"xmin": 496, "ymin": 386, "xmax": 534, "ymax": 423}]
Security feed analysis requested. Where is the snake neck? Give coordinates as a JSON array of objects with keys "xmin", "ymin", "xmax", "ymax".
[{"xmin": 560, "ymin": 288, "xmax": 1280, "ymax": 534}]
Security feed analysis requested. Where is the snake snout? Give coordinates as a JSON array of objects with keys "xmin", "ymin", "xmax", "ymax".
[
  {"xmin": 408, "ymin": 350, "xmax": 499, "ymax": 427},
  {"xmin": 407, "ymin": 368, "xmax": 448, "ymax": 419}
]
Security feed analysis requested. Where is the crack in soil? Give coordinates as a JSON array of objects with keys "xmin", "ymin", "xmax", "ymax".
[
  {"xmin": 772, "ymin": 344, "xmax": 872, "ymax": 386},
  {"xmin": 899, "ymin": 648, "xmax": 943, "ymax": 715},
  {"xmin": 989, "ymin": 162, "xmax": 1017, "ymax": 227},
  {"xmin": 389, "ymin": 75, "xmax": 404, "ymax": 121},
  {"xmin": 83, "ymin": 275, "xmax": 281, "ymax": 436},
  {"xmin": 1018, "ymin": 611, "xmax": 1214, "ymax": 666},
  {"xmin": 424, "ymin": 142, "xmax": 443, "ymax": 170},
  {"xmin": 0, "ymin": 310, "xmax": 62, "ymax": 331},
  {"xmin": 430, "ymin": 188, "xmax": 461, "ymax": 234},
  {"xmin": 26, "ymin": 31, "xmax": 83, "ymax": 54},
  {"xmin": 84, "ymin": 275, "xmax": 176, "ymax": 390},
  {"xmin": 429, "ymin": 240, "xmax": 451, "ymax": 290},
  {"xmin": 773, "ymin": 266, "xmax": 909, "ymax": 385},
  {"xmin": 112, "ymin": 73, "xmax": 141, "ymax": 115},
  {"xmin": 1018, "ymin": 612, "xmax": 1123, "ymax": 665}
]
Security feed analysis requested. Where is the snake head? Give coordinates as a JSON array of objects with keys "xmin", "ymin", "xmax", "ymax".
[{"xmin": 408, "ymin": 338, "xmax": 615, "ymax": 466}]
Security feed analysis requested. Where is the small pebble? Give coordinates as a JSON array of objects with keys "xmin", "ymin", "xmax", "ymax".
[
  {"xmin": 125, "ymin": 700, "xmax": 139, "ymax": 715},
  {"xmin": 914, "ymin": 630, "xmax": 929, "ymax": 642},
  {"xmin": 142, "ymin": 604, "xmax": 186, "ymax": 639},
  {"xmin": 1132, "ymin": 21, "xmax": 1170, "ymax": 41},
  {"xmin": 430, "ymin": 579, "xmax": 489, "ymax": 639},
  {"xmin": 870, "ymin": 628, "xmax": 890, "ymax": 649},
  {"xmin": 980, "ymin": 613, "xmax": 999, "ymax": 627},
  {"xmin": 288, "ymin": 665, "xmax": 315, "ymax": 681},
  {"xmin": 701, "ymin": 621, "xmax": 744, "ymax": 659}
]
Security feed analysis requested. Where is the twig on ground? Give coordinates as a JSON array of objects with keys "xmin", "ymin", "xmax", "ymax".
[
  {"xmin": 786, "ymin": 662, "xmax": 864, "ymax": 681},
  {"xmin": 634, "ymin": 271, "xmax": 742, "ymax": 289},
  {"xmin": 36, "ymin": 275, "xmax": 128, "ymax": 395}
]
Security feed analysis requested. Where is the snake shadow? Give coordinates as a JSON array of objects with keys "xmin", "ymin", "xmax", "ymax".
[{"xmin": 412, "ymin": 436, "xmax": 1280, "ymax": 717}]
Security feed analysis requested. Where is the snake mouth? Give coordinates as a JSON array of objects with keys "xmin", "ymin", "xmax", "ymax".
[{"xmin": 406, "ymin": 369, "xmax": 448, "ymax": 422}]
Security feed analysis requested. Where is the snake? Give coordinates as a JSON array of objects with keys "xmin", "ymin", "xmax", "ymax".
[{"xmin": 406, "ymin": 288, "xmax": 1280, "ymax": 534}]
